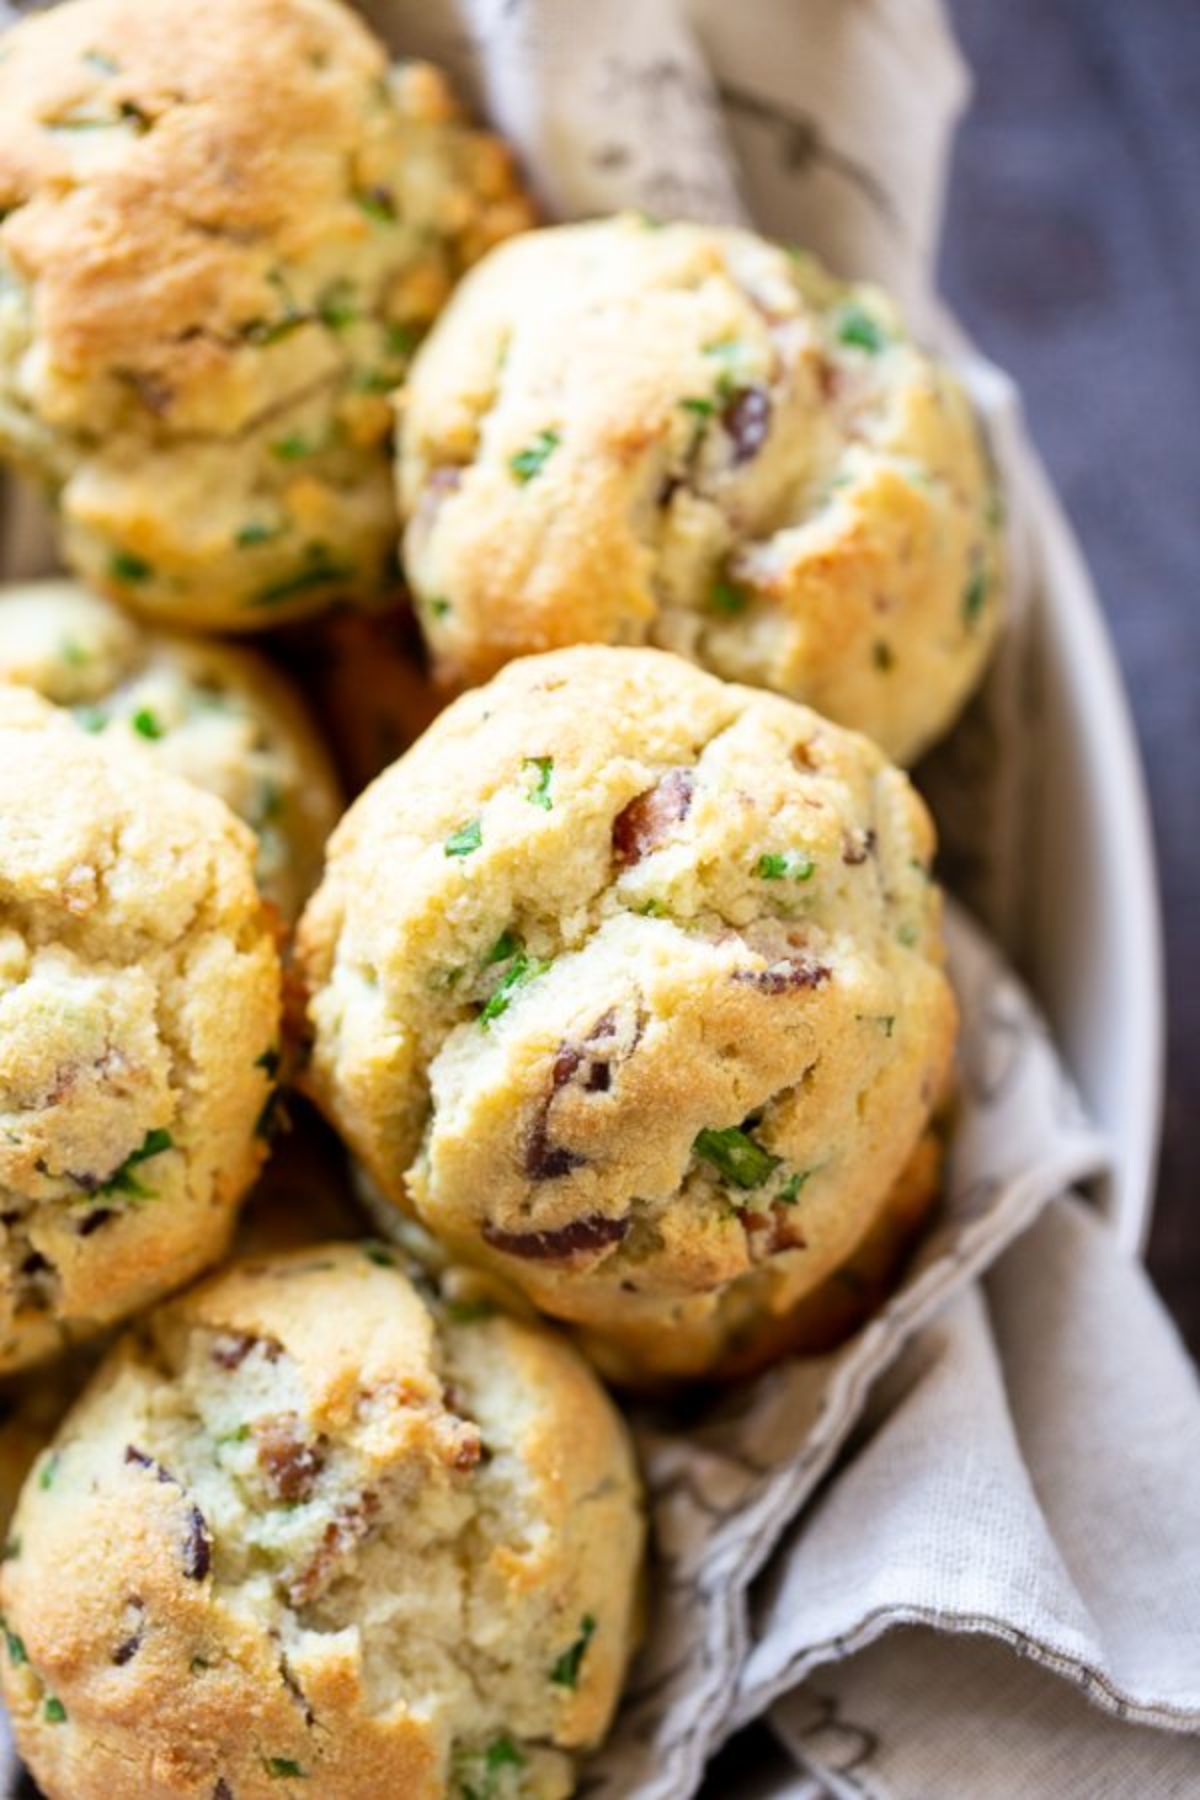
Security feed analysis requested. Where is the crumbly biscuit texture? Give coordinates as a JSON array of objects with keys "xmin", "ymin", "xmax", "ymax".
[
  {"xmin": 399, "ymin": 216, "xmax": 1001, "ymax": 763},
  {"xmin": 0, "ymin": 1241, "xmax": 644, "ymax": 1798},
  {"xmin": 0, "ymin": 686, "xmax": 282, "ymax": 1370},
  {"xmin": 297, "ymin": 647, "xmax": 956, "ymax": 1374},
  {"xmin": 0, "ymin": 0, "xmax": 534, "ymax": 630},
  {"xmin": 0, "ymin": 580, "xmax": 341, "ymax": 918}
]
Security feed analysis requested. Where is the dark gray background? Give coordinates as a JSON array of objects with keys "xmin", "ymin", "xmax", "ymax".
[{"xmin": 942, "ymin": 0, "xmax": 1200, "ymax": 1355}]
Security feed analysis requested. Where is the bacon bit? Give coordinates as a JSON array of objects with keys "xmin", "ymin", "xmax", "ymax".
[
  {"xmin": 722, "ymin": 385, "xmax": 772, "ymax": 463},
  {"xmin": 288, "ymin": 1493, "xmax": 379, "ymax": 1607},
  {"xmin": 733, "ymin": 958, "xmax": 831, "ymax": 995},
  {"xmin": 612, "ymin": 768, "xmax": 694, "ymax": 867},
  {"xmin": 210, "ymin": 1332, "xmax": 258, "ymax": 1371},
  {"xmin": 255, "ymin": 1416, "xmax": 324, "ymax": 1504},
  {"xmin": 842, "ymin": 829, "xmax": 876, "ymax": 866},
  {"xmin": 482, "ymin": 1214, "xmax": 629, "ymax": 1261}
]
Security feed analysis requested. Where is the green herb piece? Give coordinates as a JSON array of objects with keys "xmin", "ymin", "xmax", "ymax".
[
  {"xmin": 836, "ymin": 304, "xmax": 886, "ymax": 353},
  {"xmin": 479, "ymin": 952, "xmax": 550, "ymax": 1027},
  {"xmin": 243, "ymin": 312, "xmax": 307, "ymax": 347},
  {"xmin": 634, "ymin": 898, "xmax": 668, "ymax": 917},
  {"xmin": 82, "ymin": 48, "xmax": 120, "ymax": 73},
  {"xmin": 355, "ymin": 186, "xmax": 396, "ymax": 223},
  {"xmin": 778, "ymin": 1169, "xmax": 814, "ymax": 1204},
  {"xmin": 95, "ymin": 1127, "xmax": 174, "ymax": 1201},
  {"xmin": 363, "ymin": 1244, "xmax": 396, "ymax": 1268},
  {"xmin": 756, "ymin": 850, "xmax": 815, "ymax": 882},
  {"xmin": 74, "ymin": 705, "xmax": 109, "ymax": 734},
  {"xmin": 253, "ymin": 558, "xmax": 353, "ymax": 606},
  {"xmin": 444, "ymin": 1297, "xmax": 496, "ymax": 1325},
  {"xmin": 317, "ymin": 282, "xmax": 357, "ymax": 331},
  {"xmin": 353, "ymin": 368, "xmax": 397, "ymax": 394},
  {"xmin": 962, "ymin": 566, "xmax": 988, "ymax": 626},
  {"xmin": 693, "ymin": 1125, "xmax": 781, "ymax": 1192},
  {"xmin": 109, "ymin": 550, "xmax": 152, "ymax": 584},
  {"xmin": 424, "ymin": 594, "xmax": 452, "ymax": 620},
  {"xmin": 484, "ymin": 1737, "xmax": 524, "ymax": 1775},
  {"xmin": 1, "ymin": 1538, "xmax": 20, "ymax": 1563},
  {"xmin": 679, "ymin": 395, "xmax": 715, "ymax": 418},
  {"xmin": 131, "ymin": 707, "xmax": 164, "ymax": 741},
  {"xmin": 235, "ymin": 521, "xmax": 280, "ymax": 548},
  {"xmin": 896, "ymin": 922, "xmax": 919, "ymax": 947},
  {"xmin": 523, "ymin": 755, "xmax": 554, "ymax": 810},
  {"xmin": 550, "ymin": 1614, "xmax": 596, "ymax": 1689},
  {"xmin": 270, "ymin": 433, "xmax": 315, "ymax": 462},
  {"xmin": 484, "ymin": 930, "xmax": 520, "ymax": 968},
  {"xmin": 60, "ymin": 637, "xmax": 89, "ymax": 668},
  {"xmin": 44, "ymin": 1697, "xmax": 67, "ymax": 1724},
  {"xmin": 445, "ymin": 819, "xmax": 482, "ymax": 858},
  {"xmin": 385, "ymin": 321, "xmax": 422, "ymax": 359},
  {"xmin": 215, "ymin": 1424, "xmax": 251, "ymax": 1448},
  {"xmin": 709, "ymin": 576, "xmax": 748, "ymax": 615},
  {"xmin": 509, "ymin": 428, "xmax": 560, "ymax": 484},
  {"xmin": 872, "ymin": 640, "xmax": 895, "ymax": 673},
  {"xmin": 38, "ymin": 1451, "xmax": 60, "ymax": 1491},
  {"xmin": 4, "ymin": 1626, "xmax": 26, "ymax": 1666},
  {"xmin": 265, "ymin": 1758, "xmax": 306, "ymax": 1779}
]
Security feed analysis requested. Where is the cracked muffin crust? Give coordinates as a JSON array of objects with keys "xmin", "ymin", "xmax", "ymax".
[
  {"xmin": 0, "ymin": 0, "xmax": 533, "ymax": 631},
  {"xmin": 296, "ymin": 646, "xmax": 956, "ymax": 1378},
  {"xmin": 0, "ymin": 1240, "xmax": 644, "ymax": 1798},
  {"xmin": 0, "ymin": 579, "xmax": 341, "ymax": 920},
  {"xmin": 397, "ymin": 215, "xmax": 1002, "ymax": 764},
  {"xmin": 0, "ymin": 686, "xmax": 282, "ymax": 1372}
]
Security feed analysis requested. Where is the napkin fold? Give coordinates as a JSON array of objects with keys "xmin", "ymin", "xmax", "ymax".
[{"xmin": 764, "ymin": 1196, "xmax": 1200, "ymax": 1797}]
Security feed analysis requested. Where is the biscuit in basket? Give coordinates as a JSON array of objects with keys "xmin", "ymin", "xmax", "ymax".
[
  {"xmin": 0, "ymin": 1241, "xmax": 644, "ymax": 1798},
  {"xmin": 296, "ymin": 646, "xmax": 956, "ymax": 1379},
  {"xmin": 0, "ymin": 579, "xmax": 341, "ymax": 920},
  {"xmin": 0, "ymin": 0, "xmax": 534, "ymax": 631},
  {"xmin": 398, "ymin": 215, "xmax": 1001, "ymax": 764},
  {"xmin": 0, "ymin": 686, "xmax": 281, "ymax": 1371}
]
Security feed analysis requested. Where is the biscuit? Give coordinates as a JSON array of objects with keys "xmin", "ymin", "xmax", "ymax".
[
  {"xmin": 398, "ymin": 216, "xmax": 1001, "ymax": 763},
  {"xmin": 0, "ymin": 685, "xmax": 281, "ymax": 1371},
  {"xmin": 0, "ymin": 579, "xmax": 341, "ymax": 919},
  {"xmin": 296, "ymin": 646, "xmax": 956, "ymax": 1379},
  {"xmin": 0, "ymin": 0, "xmax": 534, "ymax": 631},
  {"xmin": 0, "ymin": 1241, "xmax": 644, "ymax": 1798}
]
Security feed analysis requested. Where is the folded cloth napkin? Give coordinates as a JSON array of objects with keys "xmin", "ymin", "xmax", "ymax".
[{"xmin": 759, "ymin": 1196, "xmax": 1200, "ymax": 1797}]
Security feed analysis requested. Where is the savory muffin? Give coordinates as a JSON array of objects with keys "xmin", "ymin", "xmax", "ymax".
[
  {"xmin": 398, "ymin": 215, "xmax": 1001, "ymax": 764},
  {"xmin": 0, "ymin": 1241, "xmax": 645, "ymax": 1798},
  {"xmin": 296, "ymin": 647, "xmax": 956, "ymax": 1378},
  {"xmin": 0, "ymin": 579, "xmax": 341, "ymax": 919},
  {"xmin": 0, "ymin": 686, "xmax": 281, "ymax": 1372},
  {"xmin": 0, "ymin": 0, "xmax": 534, "ymax": 631}
]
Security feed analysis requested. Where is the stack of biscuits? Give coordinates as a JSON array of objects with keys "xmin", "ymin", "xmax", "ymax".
[{"xmin": 0, "ymin": 1, "xmax": 1001, "ymax": 1794}]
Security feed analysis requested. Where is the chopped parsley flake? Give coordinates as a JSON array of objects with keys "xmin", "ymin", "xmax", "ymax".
[
  {"xmin": 509, "ymin": 428, "xmax": 560, "ymax": 484},
  {"xmin": 445, "ymin": 819, "xmax": 482, "ymax": 858},
  {"xmin": 95, "ymin": 1127, "xmax": 174, "ymax": 1201},
  {"xmin": 44, "ymin": 1697, "xmax": 67, "ymax": 1724},
  {"xmin": 897, "ymin": 922, "xmax": 920, "ymax": 947},
  {"xmin": 363, "ymin": 1244, "xmax": 396, "ymax": 1268},
  {"xmin": 385, "ymin": 321, "xmax": 422, "ymax": 359},
  {"xmin": 317, "ymin": 282, "xmax": 357, "ymax": 331},
  {"xmin": 109, "ymin": 550, "xmax": 152, "ymax": 584},
  {"xmin": 60, "ymin": 637, "xmax": 89, "ymax": 668},
  {"xmin": 523, "ymin": 755, "xmax": 554, "ymax": 810},
  {"xmin": 74, "ymin": 705, "xmax": 109, "ymax": 734},
  {"xmin": 962, "ymin": 566, "xmax": 988, "ymax": 625},
  {"xmin": 243, "ymin": 311, "xmax": 307, "ymax": 347},
  {"xmin": 4, "ymin": 1626, "xmax": 26, "ymax": 1666},
  {"xmin": 253, "ymin": 558, "xmax": 353, "ymax": 606},
  {"xmin": 454, "ymin": 1733, "xmax": 525, "ymax": 1800},
  {"xmin": 265, "ymin": 1758, "xmax": 306, "ymax": 1779},
  {"xmin": 693, "ymin": 1125, "xmax": 781, "ymax": 1192},
  {"xmin": 484, "ymin": 930, "xmax": 521, "ymax": 967},
  {"xmin": 1, "ymin": 1538, "xmax": 20, "ymax": 1563},
  {"xmin": 836, "ymin": 304, "xmax": 886, "ymax": 353},
  {"xmin": 131, "ymin": 707, "xmax": 164, "ymax": 741},
  {"xmin": 444, "ymin": 1297, "xmax": 496, "ymax": 1325},
  {"xmin": 679, "ymin": 395, "xmax": 716, "ymax": 418},
  {"xmin": 235, "ymin": 522, "xmax": 280, "ymax": 548},
  {"xmin": 778, "ymin": 1169, "xmax": 814, "ymax": 1204},
  {"xmin": 756, "ymin": 850, "xmax": 816, "ymax": 882},
  {"xmin": 355, "ymin": 186, "xmax": 396, "ymax": 223},
  {"xmin": 480, "ymin": 952, "xmax": 550, "ymax": 1027},
  {"xmin": 710, "ymin": 576, "xmax": 748, "ymax": 615},
  {"xmin": 270, "ymin": 433, "xmax": 315, "ymax": 462},
  {"xmin": 38, "ymin": 1451, "xmax": 60, "ymax": 1491},
  {"xmin": 550, "ymin": 1614, "xmax": 596, "ymax": 1689},
  {"xmin": 426, "ymin": 595, "xmax": 452, "ymax": 620}
]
